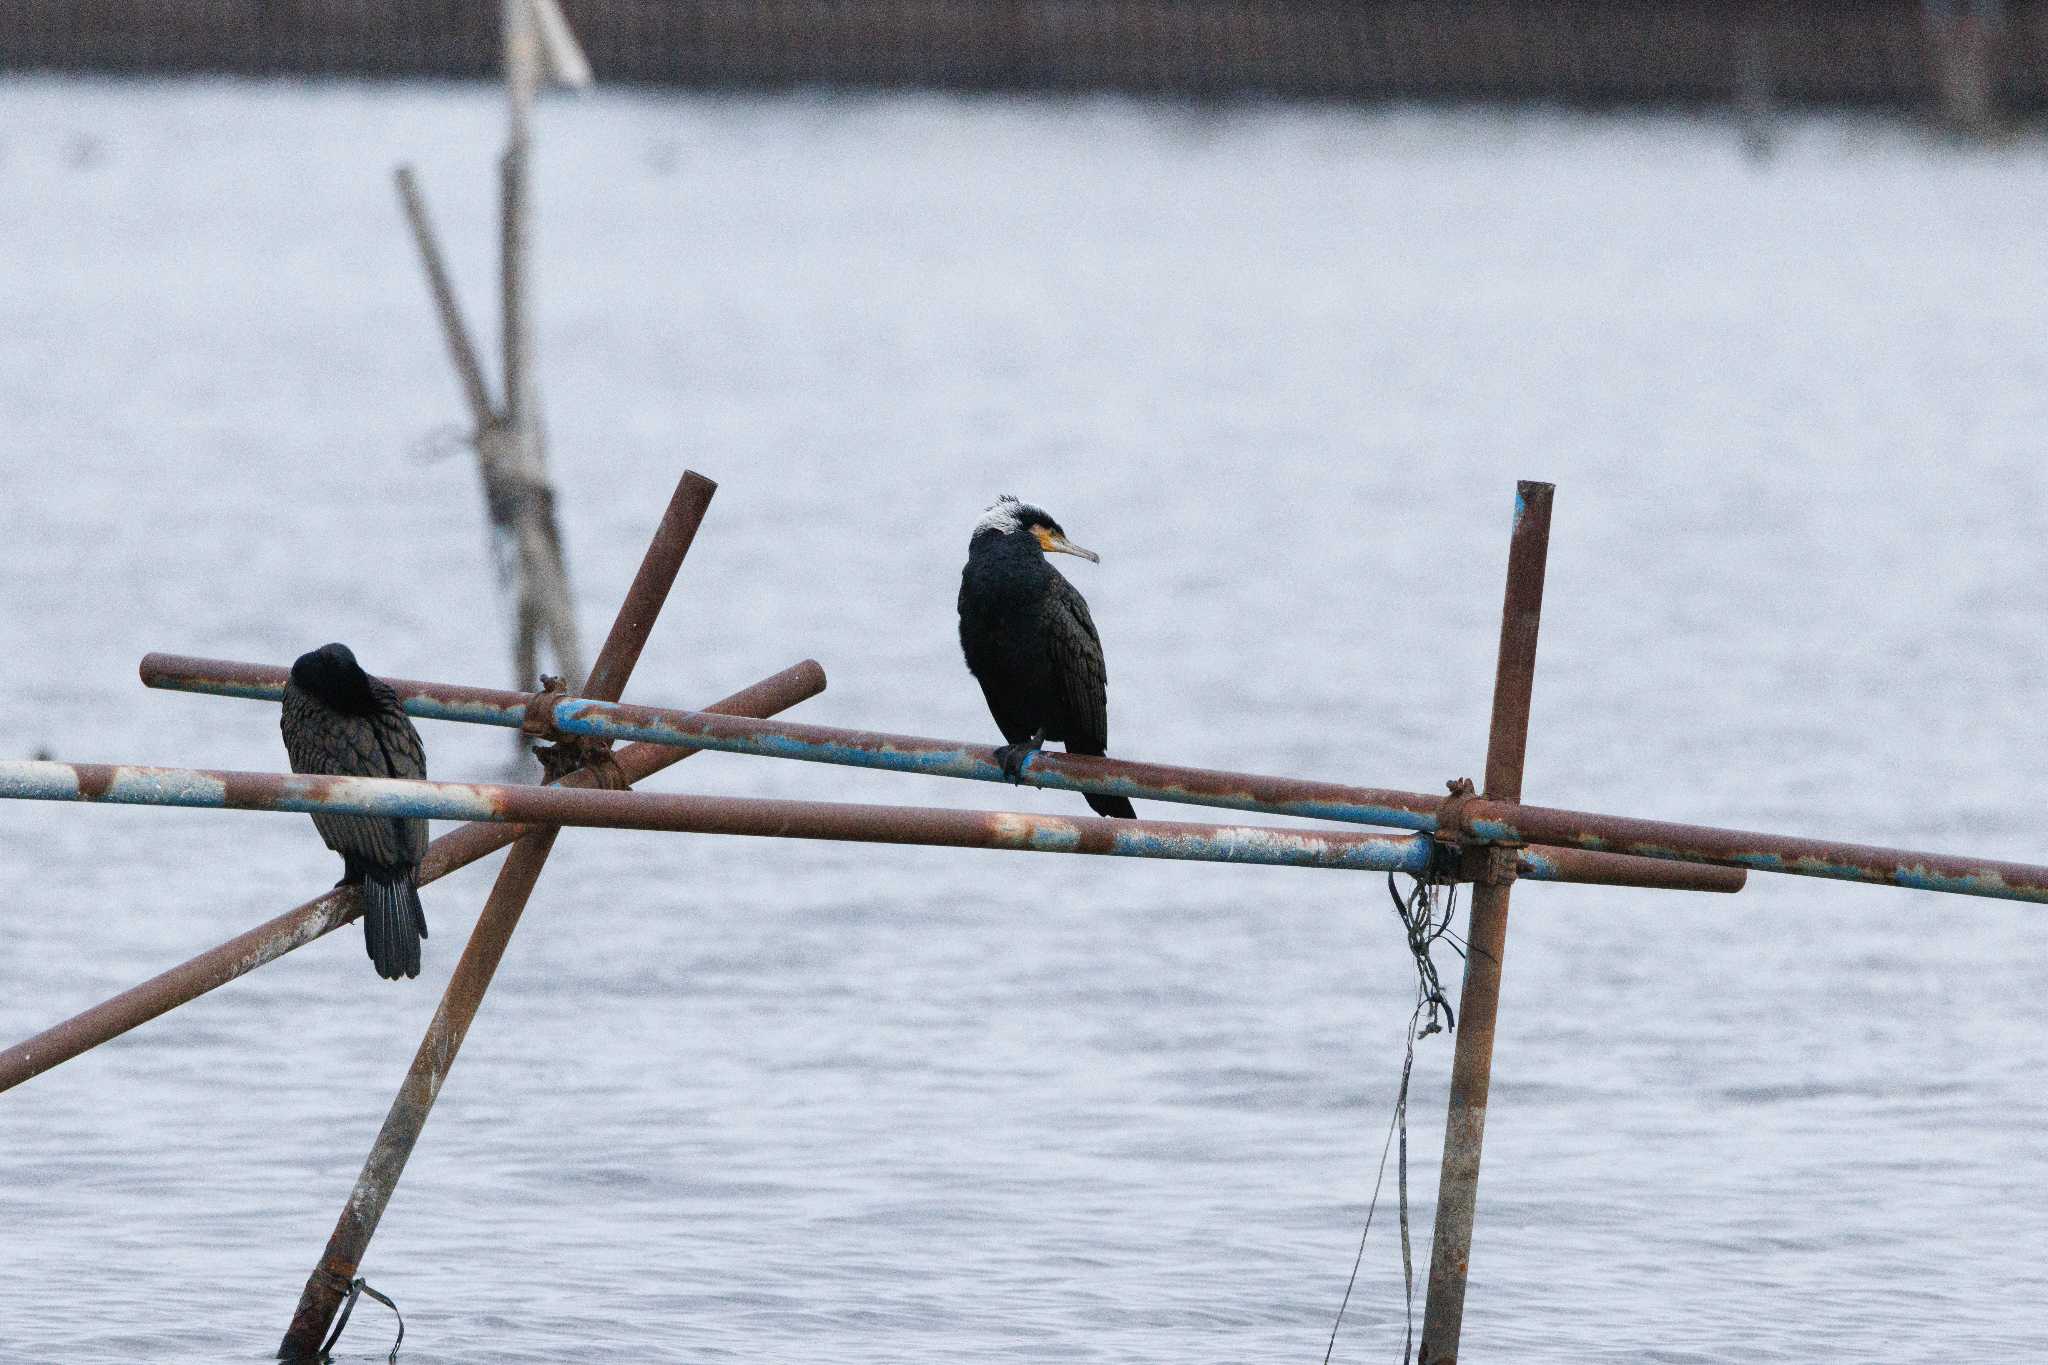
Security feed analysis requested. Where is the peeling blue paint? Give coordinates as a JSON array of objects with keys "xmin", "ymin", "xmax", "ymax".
[
  {"xmin": 108, "ymin": 767, "xmax": 229, "ymax": 807},
  {"xmin": 1024, "ymin": 825, "xmax": 1083, "ymax": 853},
  {"xmin": 0, "ymin": 762, "xmax": 83, "ymax": 801},
  {"xmin": 426, "ymin": 698, "xmax": 528, "ymax": 727}
]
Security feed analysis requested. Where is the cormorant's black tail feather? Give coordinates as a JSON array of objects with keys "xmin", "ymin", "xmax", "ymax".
[
  {"xmin": 361, "ymin": 873, "xmax": 425, "ymax": 980},
  {"xmin": 1086, "ymin": 793, "xmax": 1137, "ymax": 820}
]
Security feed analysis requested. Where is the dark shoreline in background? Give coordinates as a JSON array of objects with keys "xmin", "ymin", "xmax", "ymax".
[{"xmin": 4, "ymin": 1, "xmax": 2044, "ymax": 111}]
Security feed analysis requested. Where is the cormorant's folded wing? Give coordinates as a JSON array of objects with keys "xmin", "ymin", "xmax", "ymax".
[
  {"xmin": 365, "ymin": 694, "xmax": 430, "ymax": 863},
  {"xmin": 1045, "ymin": 572, "xmax": 1111, "ymax": 755},
  {"xmin": 285, "ymin": 701, "xmax": 427, "ymax": 867}
]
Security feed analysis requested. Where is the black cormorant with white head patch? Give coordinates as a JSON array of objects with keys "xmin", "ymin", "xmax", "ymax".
[
  {"xmin": 280, "ymin": 642, "xmax": 431, "ymax": 979},
  {"xmin": 958, "ymin": 496, "xmax": 1136, "ymax": 819}
]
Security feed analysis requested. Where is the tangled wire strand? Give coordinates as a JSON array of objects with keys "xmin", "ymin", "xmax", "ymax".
[{"xmin": 1322, "ymin": 859, "xmax": 1465, "ymax": 1365}]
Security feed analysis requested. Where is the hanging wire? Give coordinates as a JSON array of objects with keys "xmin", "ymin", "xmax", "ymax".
[
  {"xmin": 1321, "ymin": 1046, "xmax": 1407, "ymax": 1365},
  {"xmin": 317, "ymin": 1276, "xmax": 404, "ymax": 1363},
  {"xmin": 1323, "ymin": 860, "xmax": 1462, "ymax": 1364},
  {"xmin": 1392, "ymin": 863, "xmax": 1462, "ymax": 1039}
]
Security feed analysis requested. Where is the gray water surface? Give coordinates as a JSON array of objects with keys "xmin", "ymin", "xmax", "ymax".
[{"xmin": 2, "ymin": 79, "xmax": 2046, "ymax": 1362}]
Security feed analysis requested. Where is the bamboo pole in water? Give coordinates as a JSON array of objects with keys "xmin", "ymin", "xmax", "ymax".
[{"xmin": 391, "ymin": 0, "xmax": 591, "ymax": 707}]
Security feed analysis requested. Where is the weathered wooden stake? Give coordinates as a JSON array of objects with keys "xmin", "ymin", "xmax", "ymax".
[{"xmin": 394, "ymin": 0, "xmax": 592, "ymax": 715}]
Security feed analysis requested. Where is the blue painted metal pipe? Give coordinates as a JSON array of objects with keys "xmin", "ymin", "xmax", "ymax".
[{"xmin": 0, "ymin": 758, "xmax": 1457, "ymax": 876}]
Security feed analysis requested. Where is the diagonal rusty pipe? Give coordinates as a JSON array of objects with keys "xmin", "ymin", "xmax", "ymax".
[
  {"xmin": 1419, "ymin": 480, "xmax": 1553, "ymax": 1364},
  {"xmin": 0, "ymin": 660, "xmax": 823, "ymax": 1096},
  {"xmin": 277, "ymin": 470, "xmax": 715, "ymax": 1359}
]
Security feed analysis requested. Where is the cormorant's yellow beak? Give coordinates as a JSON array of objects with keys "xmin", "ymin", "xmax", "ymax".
[{"xmin": 1034, "ymin": 526, "xmax": 1100, "ymax": 563}]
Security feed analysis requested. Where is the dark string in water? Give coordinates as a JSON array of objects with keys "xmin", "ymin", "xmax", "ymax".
[
  {"xmin": 1321, "ymin": 1048, "xmax": 1406, "ymax": 1365},
  {"xmin": 317, "ymin": 1276, "xmax": 405, "ymax": 1363},
  {"xmin": 1323, "ymin": 867, "xmax": 1461, "ymax": 1365}
]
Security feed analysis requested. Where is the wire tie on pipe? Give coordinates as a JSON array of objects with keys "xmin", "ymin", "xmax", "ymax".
[
  {"xmin": 1433, "ymin": 776, "xmax": 1477, "ymax": 847},
  {"xmin": 317, "ymin": 1276, "xmax": 404, "ymax": 1362},
  {"xmin": 526, "ymin": 676, "xmax": 626, "ymax": 788},
  {"xmin": 520, "ymin": 678, "xmax": 569, "ymax": 740}
]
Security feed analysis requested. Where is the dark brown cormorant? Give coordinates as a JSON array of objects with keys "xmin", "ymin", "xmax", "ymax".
[
  {"xmin": 958, "ymin": 495, "xmax": 1136, "ymax": 819},
  {"xmin": 280, "ymin": 643, "xmax": 431, "ymax": 980}
]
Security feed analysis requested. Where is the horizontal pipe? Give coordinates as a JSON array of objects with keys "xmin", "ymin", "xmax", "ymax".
[
  {"xmin": 136, "ymin": 654, "xmax": 1741, "ymax": 894},
  {"xmin": 0, "ymin": 660, "xmax": 828, "ymax": 1095},
  {"xmin": 1460, "ymin": 799, "xmax": 2048, "ymax": 902},
  {"xmin": 0, "ymin": 758, "xmax": 1724, "ymax": 888},
  {"xmin": 0, "ymin": 758, "xmax": 1483, "ymax": 876},
  {"xmin": 141, "ymin": 653, "xmax": 540, "ymax": 727},
  {"xmin": 1508, "ymin": 844, "xmax": 1740, "ymax": 893}
]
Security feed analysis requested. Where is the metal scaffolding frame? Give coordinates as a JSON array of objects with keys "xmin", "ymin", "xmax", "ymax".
[{"xmin": 6, "ymin": 473, "xmax": 2045, "ymax": 1362}]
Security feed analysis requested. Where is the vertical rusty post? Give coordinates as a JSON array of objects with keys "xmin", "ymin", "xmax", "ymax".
[
  {"xmin": 583, "ymin": 472, "xmax": 715, "ymax": 701},
  {"xmin": 277, "ymin": 472, "xmax": 715, "ymax": 1359},
  {"xmin": 277, "ymin": 830, "xmax": 559, "ymax": 1359},
  {"xmin": 1418, "ymin": 480, "xmax": 1553, "ymax": 1364}
]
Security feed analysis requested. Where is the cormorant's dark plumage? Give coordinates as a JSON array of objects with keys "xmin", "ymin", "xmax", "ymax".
[
  {"xmin": 280, "ymin": 642, "xmax": 431, "ymax": 979},
  {"xmin": 958, "ymin": 495, "xmax": 1135, "ymax": 819}
]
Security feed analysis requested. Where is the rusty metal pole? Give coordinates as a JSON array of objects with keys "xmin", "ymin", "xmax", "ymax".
[
  {"xmin": 278, "ymin": 830, "xmax": 559, "ymax": 1360},
  {"xmin": 277, "ymin": 472, "xmax": 713, "ymax": 1359},
  {"xmin": 1419, "ymin": 480, "xmax": 1553, "ymax": 1364},
  {"xmin": 0, "ymin": 758, "xmax": 1646, "ymax": 880}
]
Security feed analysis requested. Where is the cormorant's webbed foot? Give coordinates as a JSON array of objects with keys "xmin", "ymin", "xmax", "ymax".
[{"xmin": 992, "ymin": 732, "xmax": 1045, "ymax": 783}]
